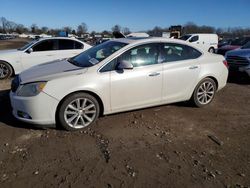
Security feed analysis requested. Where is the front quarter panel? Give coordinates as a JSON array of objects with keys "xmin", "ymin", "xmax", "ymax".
[{"xmin": 43, "ymin": 69, "xmax": 111, "ymax": 114}]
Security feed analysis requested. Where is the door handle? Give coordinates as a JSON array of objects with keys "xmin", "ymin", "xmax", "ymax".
[
  {"xmin": 149, "ymin": 72, "xmax": 160, "ymax": 76},
  {"xmin": 189, "ymin": 66, "xmax": 198, "ymax": 70},
  {"xmin": 46, "ymin": 54, "xmax": 54, "ymax": 57}
]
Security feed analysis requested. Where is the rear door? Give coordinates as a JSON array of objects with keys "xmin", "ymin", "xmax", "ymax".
[
  {"xmin": 161, "ymin": 43, "xmax": 202, "ymax": 103},
  {"xmin": 57, "ymin": 39, "xmax": 85, "ymax": 58}
]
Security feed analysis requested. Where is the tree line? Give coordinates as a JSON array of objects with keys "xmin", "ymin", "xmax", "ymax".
[{"xmin": 1, "ymin": 17, "xmax": 250, "ymax": 38}]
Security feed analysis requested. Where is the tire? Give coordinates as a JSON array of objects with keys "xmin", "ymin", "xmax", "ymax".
[
  {"xmin": 0, "ymin": 61, "xmax": 13, "ymax": 79},
  {"xmin": 57, "ymin": 93, "xmax": 100, "ymax": 131},
  {"xmin": 208, "ymin": 47, "xmax": 215, "ymax": 53},
  {"xmin": 191, "ymin": 78, "xmax": 216, "ymax": 108}
]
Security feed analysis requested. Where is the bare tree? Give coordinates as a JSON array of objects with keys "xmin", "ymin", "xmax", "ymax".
[
  {"xmin": 122, "ymin": 27, "xmax": 130, "ymax": 35},
  {"xmin": 41, "ymin": 26, "xmax": 49, "ymax": 34},
  {"xmin": 77, "ymin": 22, "xmax": 88, "ymax": 36},
  {"xmin": 31, "ymin": 24, "xmax": 38, "ymax": 34},
  {"xmin": 63, "ymin": 26, "xmax": 72, "ymax": 34},
  {"xmin": 111, "ymin": 24, "xmax": 121, "ymax": 32}
]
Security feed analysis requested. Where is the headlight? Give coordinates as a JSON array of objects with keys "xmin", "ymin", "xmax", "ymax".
[{"xmin": 17, "ymin": 82, "xmax": 47, "ymax": 97}]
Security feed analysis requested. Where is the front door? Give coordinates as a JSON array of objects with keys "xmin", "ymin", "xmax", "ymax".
[
  {"xmin": 21, "ymin": 39, "xmax": 59, "ymax": 70},
  {"xmin": 110, "ymin": 43, "xmax": 163, "ymax": 112}
]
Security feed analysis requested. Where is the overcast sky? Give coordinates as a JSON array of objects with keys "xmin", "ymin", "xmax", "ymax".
[{"xmin": 1, "ymin": 0, "xmax": 250, "ymax": 32}]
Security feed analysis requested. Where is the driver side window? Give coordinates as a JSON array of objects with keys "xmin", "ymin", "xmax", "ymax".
[
  {"xmin": 99, "ymin": 43, "xmax": 159, "ymax": 72},
  {"xmin": 189, "ymin": 36, "xmax": 199, "ymax": 42},
  {"xmin": 118, "ymin": 43, "xmax": 159, "ymax": 68}
]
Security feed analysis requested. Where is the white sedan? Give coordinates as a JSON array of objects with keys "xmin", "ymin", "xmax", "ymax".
[
  {"xmin": 0, "ymin": 37, "xmax": 91, "ymax": 79},
  {"xmin": 10, "ymin": 38, "xmax": 228, "ymax": 131}
]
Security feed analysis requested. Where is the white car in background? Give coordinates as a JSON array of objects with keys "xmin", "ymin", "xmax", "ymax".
[
  {"xmin": 179, "ymin": 34, "xmax": 218, "ymax": 53},
  {"xmin": 0, "ymin": 37, "xmax": 91, "ymax": 79},
  {"xmin": 10, "ymin": 38, "xmax": 228, "ymax": 131}
]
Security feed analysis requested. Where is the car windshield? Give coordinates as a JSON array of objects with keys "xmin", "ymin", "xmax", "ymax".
[
  {"xmin": 241, "ymin": 41, "xmax": 250, "ymax": 49},
  {"xmin": 68, "ymin": 41, "xmax": 127, "ymax": 68},
  {"xmin": 18, "ymin": 40, "xmax": 36, "ymax": 51},
  {"xmin": 231, "ymin": 38, "xmax": 250, "ymax": 46},
  {"xmin": 179, "ymin": 35, "xmax": 191, "ymax": 41}
]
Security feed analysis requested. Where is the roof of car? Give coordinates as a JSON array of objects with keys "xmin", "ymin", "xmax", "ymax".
[
  {"xmin": 37, "ymin": 37, "xmax": 80, "ymax": 41},
  {"xmin": 112, "ymin": 37, "xmax": 191, "ymax": 45}
]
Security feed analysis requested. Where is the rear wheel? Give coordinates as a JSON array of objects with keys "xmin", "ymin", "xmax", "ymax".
[
  {"xmin": 191, "ymin": 78, "xmax": 216, "ymax": 107},
  {"xmin": 0, "ymin": 61, "xmax": 13, "ymax": 79},
  {"xmin": 58, "ymin": 93, "xmax": 100, "ymax": 131},
  {"xmin": 208, "ymin": 47, "xmax": 215, "ymax": 53}
]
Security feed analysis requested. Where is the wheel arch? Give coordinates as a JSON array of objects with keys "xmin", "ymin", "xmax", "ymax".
[
  {"xmin": 56, "ymin": 90, "xmax": 105, "ymax": 118},
  {"xmin": 0, "ymin": 60, "xmax": 15, "ymax": 76}
]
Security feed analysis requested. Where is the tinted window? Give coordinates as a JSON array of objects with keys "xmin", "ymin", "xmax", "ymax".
[
  {"xmin": 33, "ymin": 40, "xmax": 57, "ymax": 51},
  {"xmin": 59, "ymin": 39, "xmax": 74, "ymax": 50},
  {"xmin": 117, "ymin": 43, "xmax": 159, "ymax": 68},
  {"xmin": 75, "ymin": 41, "xmax": 83, "ymax": 49},
  {"xmin": 179, "ymin": 35, "xmax": 191, "ymax": 41},
  {"xmin": 161, "ymin": 43, "xmax": 201, "ymax": 62},
  {"xmin": 189, "ymin": 36, "xmax": 199, "ymax": 42}
]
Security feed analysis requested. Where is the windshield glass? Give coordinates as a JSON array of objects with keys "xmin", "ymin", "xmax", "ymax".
[
  {"xmin": 68, "ymin": 41, "xmax": 127, "ymax": 68},
  {"xmin": 241, "ymin": 41, "xmax": 250, "ymax": 49},
  {"xmin": 179, "ymin": 35, "xmax": 191, "ymax": 41},
  {"xmin": 18, "ymin": 40, "xmax": 36, "ymax": 51},
  {"xmin": 231, "ymin": 38, "xmax": 250, "ymax": 46}
]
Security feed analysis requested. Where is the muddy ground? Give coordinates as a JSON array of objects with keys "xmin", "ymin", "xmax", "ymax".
[{"xmin": 0, "ymin": 39, "xmax": 249, "ymax": 188}]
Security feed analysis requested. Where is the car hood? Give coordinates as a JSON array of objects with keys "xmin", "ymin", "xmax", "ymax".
[
  {"xmin": 220, "ymin": 45, "xmax": 241, "ymax": 50},
  {"xmin": 226, "ymin": 49, "xmax": 250, "ymax": 57},
  {"xmin": 19, "ymin": 59, "xmax": 87, "ymax": 84}
]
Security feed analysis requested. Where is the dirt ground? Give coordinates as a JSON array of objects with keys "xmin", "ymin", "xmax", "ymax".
[{"xmin": 0, "ymin": 39, "xmax": 249, "ymax": 188}]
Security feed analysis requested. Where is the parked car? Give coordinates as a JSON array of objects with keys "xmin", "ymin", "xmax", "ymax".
[
  {"xmin": 218, "ymin": 38, "xmax": 233, "ymax": 48},
  {"xmin": 0, "ymin": 37, "xmax": 91, "ymax": 79},
  {"xmin": 179, "ymin": 33, "xmax": 218, "ymax": 53},
  {"xmin": 217, "ymin": 37, "xmax": 250, "ymax": 56},
  {"xmin": 10, "ymin": 38, "xmax": 228, "ymax": 131},
  {"xmin": 225, "ymin": 41, "xmax": 250, "ymax": 78}
]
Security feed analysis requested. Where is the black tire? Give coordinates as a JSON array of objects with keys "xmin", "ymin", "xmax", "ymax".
[
  {"xmin": 191, "ymin": 78, "xmax": 216, "ymax": 108},
  {"xmin": 57, "ymin": 93, "xmax": 100, "ymax": 131},
  {"xmin": 0, "ymin": 61, "xmax": 13, "ymax": 79},
  {"xmin": 208, "ymin": 47, "xmax": 215, "ymax": 53}
]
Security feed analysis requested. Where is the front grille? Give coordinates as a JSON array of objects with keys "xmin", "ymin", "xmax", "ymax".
[
  {"xmin": 11, "ymin": 75, "xmax": 20, "ymax": 92},
  {"xmin": 226, "ymin": 56, "xmax": 250, "ymax": 67}
]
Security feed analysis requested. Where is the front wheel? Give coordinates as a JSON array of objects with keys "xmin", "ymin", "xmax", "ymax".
[
  {"xmin": 57, "ymin": 93, "xmax": 100, "ymax": 131},
  {"xmin": 0, "ymin": 61, "xmax": 13, "ymax": 79},
  {"xmin": 191, "ymin": 78, "xmax": 216, "ymax": 107}
]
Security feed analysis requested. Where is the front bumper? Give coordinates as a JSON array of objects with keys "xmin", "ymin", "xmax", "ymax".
[{"xmin": 10, "ymin": 91, "xmax": 59, "ymax": 125}]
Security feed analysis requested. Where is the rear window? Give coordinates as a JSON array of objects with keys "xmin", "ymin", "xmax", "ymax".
[
  {"xmin": 161, "ymin": 43, "xmax": 202, "ymax": 63},
  {"xmin": 58, "ymin": 39, "xmax": 74, "ymax": 50}
]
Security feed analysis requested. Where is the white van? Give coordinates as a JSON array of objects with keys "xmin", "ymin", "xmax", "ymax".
[{"xmin": 179, "ymin": 34, "xmax": 218, "ymax": 53}]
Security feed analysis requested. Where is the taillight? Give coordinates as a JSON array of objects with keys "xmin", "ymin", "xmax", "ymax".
[{"xmin": 223, "ymin": 60, "xmax": 228, "ymax": 68}]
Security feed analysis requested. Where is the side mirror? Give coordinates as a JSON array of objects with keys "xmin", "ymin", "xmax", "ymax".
[
  {"xmin": 117, "ymin": 60, "xmax": 133, "ymax": 70},
  {"xmin": 26, "ymin": 48, "xmax": 33, "ymax": 54}
]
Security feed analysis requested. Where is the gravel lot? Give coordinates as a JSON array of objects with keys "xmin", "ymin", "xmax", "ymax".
[{"xmin": 0, "ymin": 39, "xmax": 249, "ymax": 188}]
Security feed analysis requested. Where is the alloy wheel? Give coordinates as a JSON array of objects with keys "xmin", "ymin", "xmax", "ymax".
[
  {"xmin": 196, "ymin": 81, "xmax": 215, "ymax": 105},
  {"xmin": 64, "ymin": 98, "xmax": 97, "ymax": 129}
]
